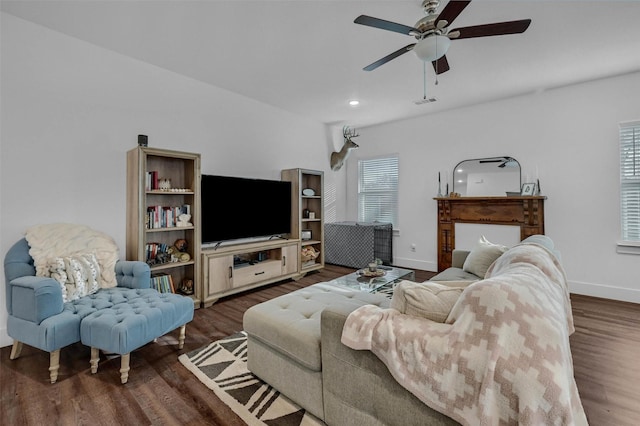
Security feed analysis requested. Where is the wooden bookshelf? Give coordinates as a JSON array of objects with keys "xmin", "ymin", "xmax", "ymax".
[
  {"xmin": 127, "ymin": 146, "xmax": 201, "ymax": 307},
  {"xmin": 281, "ymin": 168, "xmax": 325, "ymax": 274}
]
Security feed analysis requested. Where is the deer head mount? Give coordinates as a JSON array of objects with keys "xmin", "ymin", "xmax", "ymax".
[{"xmin": 330, "ymin": 126, "xmax": 360, "ymax": 171}]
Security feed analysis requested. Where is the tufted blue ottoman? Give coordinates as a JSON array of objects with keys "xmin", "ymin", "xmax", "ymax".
[{"xmin": 80, "ymin": 289, "xmax": 194, "ymax": 383}]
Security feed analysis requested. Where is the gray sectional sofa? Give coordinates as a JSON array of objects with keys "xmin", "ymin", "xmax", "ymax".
[{"xmin": 244, "ymin": 235, "xmax": 576, "ymax": 425}]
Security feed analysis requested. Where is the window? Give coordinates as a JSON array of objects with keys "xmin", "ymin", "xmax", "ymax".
[
  {"xmin": 620, "ymin": 121, "xmax": 640, "ymax": 243},
  {"xmin": 358, "ymin": 156, "xmax": 399, "ymax": 227}
]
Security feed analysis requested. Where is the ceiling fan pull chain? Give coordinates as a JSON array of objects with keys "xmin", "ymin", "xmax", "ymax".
[{"xmin": 423, "ymin": 61, "xmax": 427, "ymax": 99}]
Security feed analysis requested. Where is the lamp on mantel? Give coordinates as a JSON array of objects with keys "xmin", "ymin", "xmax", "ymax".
[{"xmin": 413, "ymin": 35, "xmax": 450, "ymax": 62}]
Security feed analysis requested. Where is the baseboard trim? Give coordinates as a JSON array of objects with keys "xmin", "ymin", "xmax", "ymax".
[
  {"xmin": 568, "ymin": 280, "xmax": 640, "ymax": 304},
  {"xmin": 0, "ymin": 328, "xmax": 11, "ymax": 348},
  {"xmin": 393, "ymin": 257, "xmax": 437, "ymax": 273}
]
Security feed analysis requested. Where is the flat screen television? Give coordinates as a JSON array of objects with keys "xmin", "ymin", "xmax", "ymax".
[{"xmin": 201, "ymin": 174, "xmax": 292, "ymax": 245}]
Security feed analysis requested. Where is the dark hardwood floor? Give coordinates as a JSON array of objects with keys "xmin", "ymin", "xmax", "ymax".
[{"xmin": 1, "ymin": 265, "xmax": 639, "ymax": 425}]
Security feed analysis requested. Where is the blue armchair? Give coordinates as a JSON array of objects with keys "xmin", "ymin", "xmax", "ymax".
[{"xmin": 4, "ymin": 238, "xmax": 151, "ymax": 383}]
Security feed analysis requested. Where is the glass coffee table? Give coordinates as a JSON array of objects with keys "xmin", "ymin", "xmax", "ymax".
[{"xmin": 329, "ymin": 266, "xmax": 416, "ymax": 294}]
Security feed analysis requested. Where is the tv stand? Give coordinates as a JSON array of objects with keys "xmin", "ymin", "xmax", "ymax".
[{"xmin": 201, "ymin": 239, "xmax": 301, "ymax": 306}]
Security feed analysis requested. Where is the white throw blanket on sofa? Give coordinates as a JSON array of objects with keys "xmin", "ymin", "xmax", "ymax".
[
  {"xmin": 26, "ymin": 223, "xmax": 120, "ymax": 289},
  {"xmin": 341, "ymin": 243, "xmax": 588, "ymax": 425}
]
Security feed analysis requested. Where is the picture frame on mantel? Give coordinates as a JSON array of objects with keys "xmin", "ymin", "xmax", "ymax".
[{"xmin": 521, "ymin": 182, "xmax": 536, "ymax": 196}]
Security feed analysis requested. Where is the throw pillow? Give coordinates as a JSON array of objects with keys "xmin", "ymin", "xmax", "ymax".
[
  {"xmin": 391, "ymin": 280, "xmax": 464, "ymax": 323},
  {"xmin": 462, "ymin": 236, "xmax": 508, "ymax": 278},
  {"xmin": 46, "ymin": 253, "xmax": 101, "ymax": 302}
]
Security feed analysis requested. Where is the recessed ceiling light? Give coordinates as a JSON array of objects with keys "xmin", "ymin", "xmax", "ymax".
[{"xmin": 348, "ymin": 100, "xmax": 360, "ymax": 107}]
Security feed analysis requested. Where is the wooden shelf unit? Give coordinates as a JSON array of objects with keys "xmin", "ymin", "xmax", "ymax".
[
  {"xmin": 201, "ymin": 239, "xmax": 300, "ymax": 307},
  {"xmin": 281, "ymin": 168, "xmax": 325, "ymax": 273},
  {"xmin": 126, "ymin": 146, "xmax": 201, "ymax": 306}
]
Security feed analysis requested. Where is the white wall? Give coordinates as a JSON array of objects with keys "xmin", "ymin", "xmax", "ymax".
[
  {"xmin": 3, "ymin": 11, "xmax": 639, "ymax": 350},
  {"xmin": 0, "ymin": 13, "xmax": 347, "ymax": 347},
  {"xmin": 347, "ymin": 71, "xmax": 640, "ymax": 303}
]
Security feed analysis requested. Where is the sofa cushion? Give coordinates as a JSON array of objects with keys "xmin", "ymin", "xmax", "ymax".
[
  {"xmin": 462, "ymin": 236, "xmax": 508, "ymax": 278},
  {"xmin": 391, "ymin": 280, "xmax": 464, "ymax": 322},
  {"xmin": 430, "ymin": 267, "xmax": 480, "ymax": 282}
]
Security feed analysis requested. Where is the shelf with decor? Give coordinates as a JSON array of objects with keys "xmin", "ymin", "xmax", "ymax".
[
  {"xmin": 127, "ymin": 146, "xmax": 201, "ymax": 306},
  {"xmin": 281, "ymin": 168, "xmax": 324, "ymax": 274},
  {"xmin": 146, "ymin": 226, "xmax": 196, "ymax": 233},
  {"xmin": 151, "ymin": 260, "xmax": 196, "ymax": 271}
]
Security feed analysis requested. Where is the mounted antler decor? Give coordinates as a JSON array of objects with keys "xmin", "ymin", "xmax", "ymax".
[{"xmin": 330, "ymin": 126, "xmax": 360, "ymax": 171}]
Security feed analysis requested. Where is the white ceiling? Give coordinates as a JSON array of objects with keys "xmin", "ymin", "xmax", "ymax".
[{"xmin": 3, "ymin": 0, "xmax": 640, "ymax": 128}]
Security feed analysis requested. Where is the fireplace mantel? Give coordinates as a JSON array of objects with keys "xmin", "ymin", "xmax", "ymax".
[{"xmin": 434, "ymin": 196, "xmax": 546, "ymax": 272}]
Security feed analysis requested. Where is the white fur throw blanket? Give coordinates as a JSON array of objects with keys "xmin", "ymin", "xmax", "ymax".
[
  {"xmin": 341, "ymin": 243, "xmax": 588, "ymax": 425},
  {"xmin": 26, "ymin": 223, "xmax": 120, "ymax": 289}
]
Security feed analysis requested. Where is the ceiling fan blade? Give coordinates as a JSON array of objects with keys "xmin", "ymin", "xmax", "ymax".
[
  {"xmin": 354, "ymin": 15, "xmax": 419, "ymax": 36},
  {"xmin": 434, "ymin": 1, "xmax": 472, "ymax": 28},
  {"xmin": 450, "ymin": 19, "xmax": 531, "ymax": 39},
  {"xmin": 363, "ymin": 44, "xmax": 416, "ymax": 71},
  {"xmin": 432, "ymin": 55, "xmax": 450, "ymax": 75}
]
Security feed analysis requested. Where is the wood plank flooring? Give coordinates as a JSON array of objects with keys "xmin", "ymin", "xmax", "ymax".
[{"xmin": 1, "ymin": 265, "xmax": 639, "ymax": 425}]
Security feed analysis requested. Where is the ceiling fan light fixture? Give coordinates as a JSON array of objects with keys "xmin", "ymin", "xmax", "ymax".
[{"xmin": 413, "ymin": 35, "xmax": 450, "ymax": 62}]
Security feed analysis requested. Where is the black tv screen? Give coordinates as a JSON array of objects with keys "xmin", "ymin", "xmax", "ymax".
[{"xmin": 201, "ymin": 174, "xmax": 292, "ymax": 244}]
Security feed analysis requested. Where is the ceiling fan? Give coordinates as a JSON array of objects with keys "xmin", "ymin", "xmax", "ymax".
[{"xmin": 355, "ymin": 0, "xmax": 531, "ymax": 74}]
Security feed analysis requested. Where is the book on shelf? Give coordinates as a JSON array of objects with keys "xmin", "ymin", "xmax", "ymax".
[
  {"xmin": 146, "ymin": 242, "xmax": 169, "ymax": 262},
  {"xmin": 145, "ymin": 205, "xmax": 191, "ymax": 229},
  {"xmin": 146, "ymin": 171, "xmax": 159, "ymax": 191},
  {"xmin": 150, "ymin": 273, "xmax": 175, "ymax": 293}
]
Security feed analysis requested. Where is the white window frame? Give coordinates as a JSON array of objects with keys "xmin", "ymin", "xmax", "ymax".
[
  {"xmin": 618, "ymin": 120, "xmax": 640, "ymax": 254},
  {"xmin": 357, "ymin": 155, "xmax": 399, "ymax": 228}
]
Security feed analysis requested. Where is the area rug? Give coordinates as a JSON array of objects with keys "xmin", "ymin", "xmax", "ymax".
[{"xmin": 179, "ymin": 332, "xmax": 324, "ymax": 426}]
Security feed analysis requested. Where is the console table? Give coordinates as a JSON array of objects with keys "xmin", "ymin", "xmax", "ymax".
[
  {"xmin": 434, "ymin": 196, "xmax": 546, "ymax": 272},
  {"xmin": 201, "ymin": 239, "xmax": 301, "ymax": 306}
]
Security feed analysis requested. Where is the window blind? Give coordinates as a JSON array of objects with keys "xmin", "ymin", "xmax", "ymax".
[
  {"xmin": 620, "ymin": 121, "xmax": 640, "ymax": 241},
  {"xmin": 358, "ymin": 156, "xmax": 399, "ymax": 227}
]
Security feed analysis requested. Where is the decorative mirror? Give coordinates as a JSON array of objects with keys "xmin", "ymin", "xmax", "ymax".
[{"xmin": 452, "ymin": 156, "xmax": 521, "ymax": 196}]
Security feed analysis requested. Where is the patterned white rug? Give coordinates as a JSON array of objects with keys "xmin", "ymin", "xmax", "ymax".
[{"xmin": 179, "ymin": 332, "xmax": 324, "ymax": 426}]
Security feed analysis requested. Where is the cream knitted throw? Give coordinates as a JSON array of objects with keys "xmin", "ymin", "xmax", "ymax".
[{"xmin": 25, "ymin": 223, "xmax": 120, "ymax": 289}]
